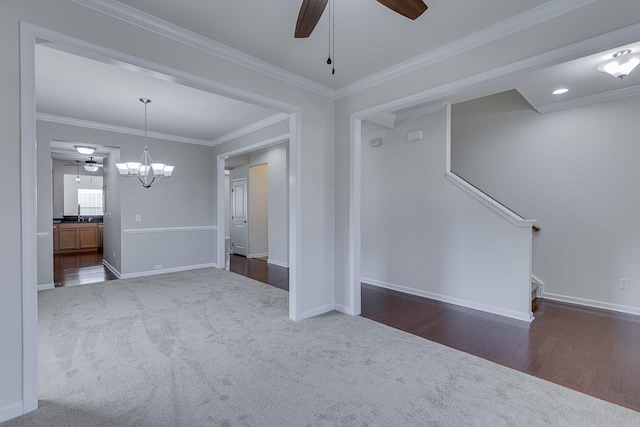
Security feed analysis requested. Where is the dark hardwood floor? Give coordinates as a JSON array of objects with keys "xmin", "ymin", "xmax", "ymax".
[
  {"xmin": 53, "ymin": 251, "xmax": 118, "ymax": 287},
  {"xmin": 361, "ymin": 283, "xmax": 640, "ymax": 413},
  {"xmin": 229, "ymin": 254, "xmax": 289, "ymax": 291}
]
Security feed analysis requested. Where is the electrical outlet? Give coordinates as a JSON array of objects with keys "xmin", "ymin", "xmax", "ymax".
[
  {"xmin": 113, "ymin": 251, "xmax": 116, "ymax": 260},
  {"xmin": 619, "ymin": 278, "xmax": 629, "ymax": 290},
  {"xmin": 155, "ymin": 264, "xmax": 163, "ymax": 270},
  {"xmin": 135, "ymin": 214, "xmax": 142, "ymax": 222},
  {"xmin": 373, "ymin": 260, "xmax": 380, "ymax": 269}
]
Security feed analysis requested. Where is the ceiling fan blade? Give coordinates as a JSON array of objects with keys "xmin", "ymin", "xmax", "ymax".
[
  {"xmin": 377, "ymin": 0, "xmax": 428, "ymax": 20},
  {"xmin": 295, "ymin": 0, "xmax": 329, "ymax": 38}
]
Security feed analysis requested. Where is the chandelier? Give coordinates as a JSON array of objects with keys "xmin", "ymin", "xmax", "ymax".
[{"xmin": 115, "ymin": 98, "xmax": 175, "ymax": 188}]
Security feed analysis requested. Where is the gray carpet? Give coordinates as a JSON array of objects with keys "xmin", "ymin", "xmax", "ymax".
[{"xmin": 3, "ymin": 268, "xmax": 639, "ymax": 426}]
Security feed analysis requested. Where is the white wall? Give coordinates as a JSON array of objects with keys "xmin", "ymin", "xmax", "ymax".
[
  {"xmin": 249, "ymin": 144, "xmax": 289, "ymax": 266},
  {"xmin": 36, "ymin": 134, "xmax": 52, "ymax": 287},
  {"xmin": 249, "ymin": 164, "xmax": 268, "ymax": 257},
  {"xmin": 451, "ymin": 90, "xmax": 640, "ymax": 313},
  {"xmin": 361, "ymin": 109, "xmax": 532, "ymax": 320},
  {"xmin": 103, "ymin": 149, "xmax": 122, "ymax": 274}
]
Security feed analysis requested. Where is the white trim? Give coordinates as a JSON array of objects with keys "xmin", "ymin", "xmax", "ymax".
[
  {"xmin": 363, "ymin": 278, "xmax": 533, "ymax": 323},
  {"xmin": 298, "ymin": 303, "xmax": 337, "ymax": 321},
  {"xmin": 70, "ymin": 0, "xmax": 335, "ymax": 99},
  {"xmin": 267, "ymin": 259, "xmax": 289, "ymax": 268},
  {"xmin": 543, "ymin": 292, "xmax": 640, "ymax": 317},
  {"xmin": 247, "ymin": 253, "xmax": 268, "ymax": 259},
  {"xmin": 210, "ymin": 113, "xmax": 289, "ymax": 146},
  {"xmin": 535, "ymin": 84, "xmax": 640, "ymax": 113},
  {"xmin": 119, "ymin": 263, "xmax": 218, "ymax": 279},
  {"xmin": 36, "ymin": 232, "xmax": 50, "ymax": 238},
  {"xmin": 122, "ymin": 225, "xmax": 217, "ymax": 234},
  {"xmin": 333, "ymin": 303, "xmax": 357, "ymax": 316},
  {"xmin": 220, "ymin": 133, "xmax": 290, "ymax": 158},
  {"xmin": 102, "ymin": 259, "xmax": 122, "ymax": 279},
  {"xmin": 445, "ymin": 172, "xmax": 536, "ymax": 227},
  {"xmin": 37, "ymin": 283, "xmax": 55, "ymax": 291},
  {"xmin": 19, "ymin": 21, "xmax": 39, "ymax": 416},
  {"xmin": 335, "ymin": 0, "xmax": 596, "ymax": 99},
  {"xmin": 395, "ymin": 102, "xmax": 447, "ymax": 122},
  {"xmin": 348, "ymin": 115, "xmax": 362, "ymax": 316},
  {"xmin": 36, "ymin": 113, "xmax": 212, "ymax": 146},
  {"xmin": 0, "ymin": 402, "xmax": 24, "ymax": 424},
  {"xmin": 531, "ymin": 274, "xmax": 545, "ymax": 286}
]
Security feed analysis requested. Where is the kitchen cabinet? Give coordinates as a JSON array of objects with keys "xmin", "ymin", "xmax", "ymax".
[{"xmin": 54, "ymin": 222, "xmax": 100, "ymax": 253}]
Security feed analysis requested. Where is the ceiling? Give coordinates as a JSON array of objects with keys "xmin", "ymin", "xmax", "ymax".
[
  {"xmin": 116, "ymin": 0, "xmax": 549, "ymax": 89},
  {"xmin": 36, "ymin": 44, "xmax": 279, "ymax": 142},
  {"xmin": 515, "ymin": 41, "xmax": 640, "ymax": 111}
]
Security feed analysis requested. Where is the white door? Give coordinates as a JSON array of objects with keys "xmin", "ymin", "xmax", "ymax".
[{"xmin": 231, "ymin": 178, "xmax": 248, "ymax": 256}]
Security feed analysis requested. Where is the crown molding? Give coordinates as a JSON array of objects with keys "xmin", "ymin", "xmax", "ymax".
[
  {"xmin": 535, "ymin": 84, "xmax": 640, "ymax": 113},
  {"xmin": 36, "ymin": 113, "xmax": 212, "ymax": 146},
  {"xmin": 334, "ymin": 0, "xmax": 596, "ymax": 99},
  {"xmin": 70, "ymin": 0, "xmax": 335, "ymax": 100},
  {"xmin": 210, "ymin": 112, "xmax": 289, "ymax": 146}
]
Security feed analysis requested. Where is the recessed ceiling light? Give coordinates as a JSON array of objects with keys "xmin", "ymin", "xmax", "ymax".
[
  {"xmin": 552, "ymin": 88, "xmax": 569, "ymax": 95},
  {"xmin": 75, "ymin": 145, "xmax": 96, "ymax": 155}
]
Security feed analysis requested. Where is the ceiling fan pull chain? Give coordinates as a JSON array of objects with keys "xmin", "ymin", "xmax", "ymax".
[
  {"xmin": 331, "ymin": 0, "xmax": 335, "ymax": 75},
  {"xmin": 327, "ymin": 0, "xmax": 332, "ymax": 65}
]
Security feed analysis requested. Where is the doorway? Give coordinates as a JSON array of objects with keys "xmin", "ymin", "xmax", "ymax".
[
  {"xmin": 21, "ymin": 23, "xmax": 303, "ymax": 414},
  {"xmin": 221, "ymin": 140, "xmax": 290, "ymax": 291}
]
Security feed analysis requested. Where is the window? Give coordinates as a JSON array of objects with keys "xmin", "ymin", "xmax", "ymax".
[{"xmin": 78, "ymin": 188, "xmax": 103, "ymax": 216}]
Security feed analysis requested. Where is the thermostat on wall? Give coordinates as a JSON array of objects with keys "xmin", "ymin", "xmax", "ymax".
[
  {"xmin": 407, "ymin": 130, "xmax": 423, "ymax": 141},
  {"xmin": 369, "ymin": 138, "xmax": 382, "ymax": 147}
]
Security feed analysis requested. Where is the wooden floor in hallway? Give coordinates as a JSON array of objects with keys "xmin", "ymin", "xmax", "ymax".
[
  {"xmin": 54, "ymin": 251, "xmax": 118, "ymax": 287},
  {"xmin": 361, "ymin": 283, "xmax": 640, "ymax": 413},
  {"xmin": 229, "ymin": 254, "xmax": 289, "ymax": 291}
]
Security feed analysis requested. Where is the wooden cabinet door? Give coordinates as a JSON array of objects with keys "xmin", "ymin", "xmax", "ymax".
[
  {"xmin": 58, "ymin": 229, "xmax": 79, "ymax": 250},
  {"xmin": 79, "ymin": 227, "xmax": 98, "ymax": 249}
]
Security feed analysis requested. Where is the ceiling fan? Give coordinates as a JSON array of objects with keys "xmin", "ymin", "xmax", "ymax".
[
  {"xmin": 64, "ymin": 158, "xmax": 103, "ymax": 172},
  {"xmin": 294, "ymin": 0, "xmax": 428, "ymax": 38}
]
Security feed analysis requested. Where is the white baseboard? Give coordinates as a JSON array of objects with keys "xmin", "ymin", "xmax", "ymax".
[
  {"xmin": 298, "ymin": 303, "xmax": 336, "ymax": 320},
  {"xmin": 247, "ymin": 253, "xmax": 268, "ymax": 259},
  {"xmin": 267, "ymin": 259, "xmax": 289, "ymax": 268},
  {"xmin": 102, "ymin": 259, "xmax": 122, "ymax": 279},
  {"xmin": 334, "ymin": 303, "xmax": 357, "ymax": 315},
  {"xmin": 543, "ymin": 292, "xmax": 640, "ymax": 316},
  {"xmin": 0, "ymin": 401, "xmax": 24, "ymax": 423},
  {"xmin": 119, "ymin": 263, "xmax": 219, "ymax": 279},
  {"xmin": 37, "ymin": 283, "xmax": 54, "ymax": 291},
  {"xmin": 362, "ymin": 277, "xmax": 533, "ymax": 323}
]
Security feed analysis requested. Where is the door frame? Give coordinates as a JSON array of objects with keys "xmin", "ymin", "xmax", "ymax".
[
  {"xmin": 216, "ymin": 134, "xmax": 293, "ymax": 298},
  {"xmin": 230, "ymin": 177, "xmax": 249, "ymax": 256},
  {"xmin": 20, "ymin": 22, "xmax": 302, "ymax": 414}
]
